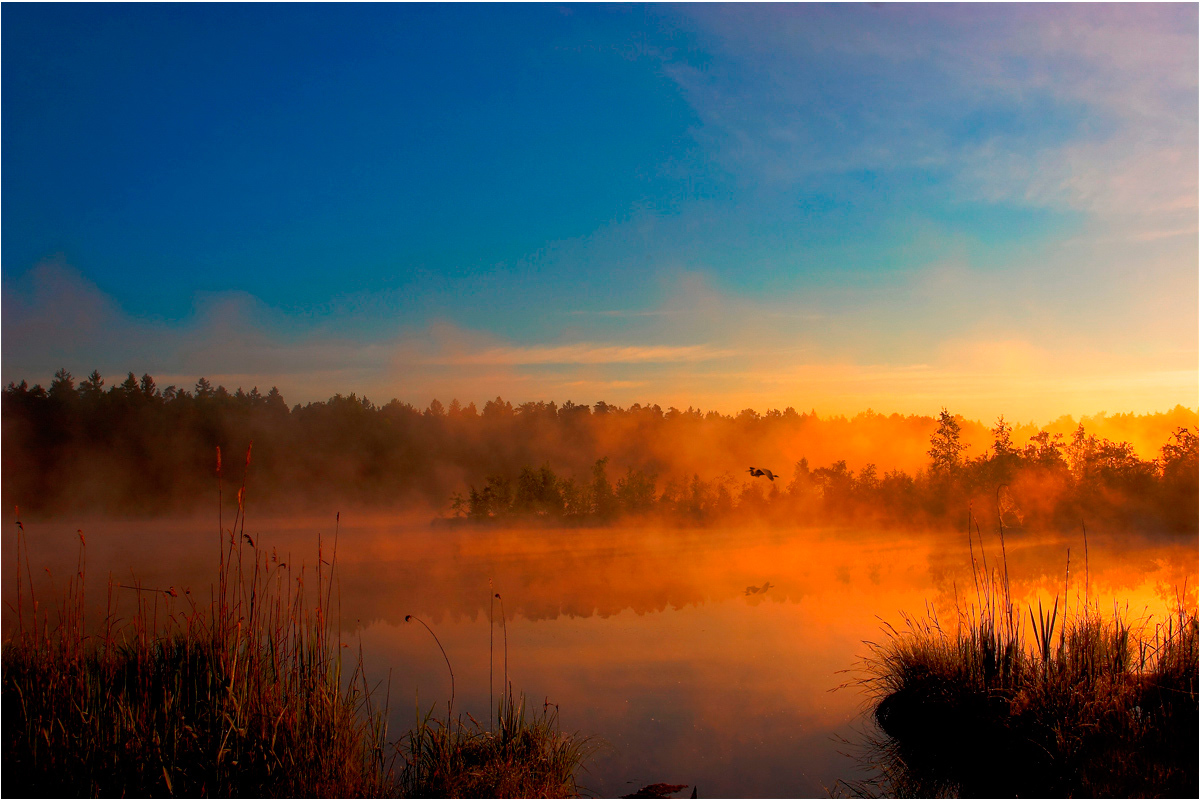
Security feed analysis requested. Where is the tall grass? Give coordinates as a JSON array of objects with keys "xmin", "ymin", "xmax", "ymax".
[
  {"xmin": 858, "ymin": 514, "xmax": 1198, "ymax": 797},
  {"xmin": 3, "ymin": 445, "xmax": 593, "ymax": 797},
  {"xmin": 2, "ymin": 446, "xmax": 390, "ymax": 796}
]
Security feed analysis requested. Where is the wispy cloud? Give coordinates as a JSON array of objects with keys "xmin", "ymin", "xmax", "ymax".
[
  {"xmin": 1131, "ymin": 225, "xmax": 1199, "ymax": 243},
  {"xmin": 559, "ymin": 309, "xmax": 683, "ymax": 318},
  {"xmin": 418, "ymin": 343, "xmax": 736, "ymax": 366},
  {"xmin": 664, "ymin": 4, "xmax": 1197, "ymax": 236}
]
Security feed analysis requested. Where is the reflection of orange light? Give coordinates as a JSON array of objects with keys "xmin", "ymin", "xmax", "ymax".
[
  {"xmin": 6, "ymin": 517, "xmax": 1194, "ymax": 797},
  {"xmin": 8, "ymin": 517, "xmax": 1193, "ymax": 638}
]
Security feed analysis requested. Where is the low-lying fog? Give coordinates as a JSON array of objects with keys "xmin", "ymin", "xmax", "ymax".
[{"xmin": 6, "ymin": 516, "xmax": 1195, "ymax": 796}]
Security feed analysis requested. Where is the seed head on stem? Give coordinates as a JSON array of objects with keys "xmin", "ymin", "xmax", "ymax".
[{"xmin": 406, "ymin": 614, "xmax": 455, "ymax": 718}]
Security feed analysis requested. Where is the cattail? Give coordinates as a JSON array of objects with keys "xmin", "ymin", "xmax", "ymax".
[{"xmin": 216, "ymin": 446, "xmax": 222, "ymax": 477}]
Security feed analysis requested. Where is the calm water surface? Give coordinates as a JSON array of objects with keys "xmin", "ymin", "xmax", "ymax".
[{"xmin": 6, "ymin": 516, "xmax": 1196, "ymax": 797}]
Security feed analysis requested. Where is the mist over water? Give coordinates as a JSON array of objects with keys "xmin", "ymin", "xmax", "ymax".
[{"xmin": 7, "ymin": 515, "xmax": 1194, "ymax": 797}]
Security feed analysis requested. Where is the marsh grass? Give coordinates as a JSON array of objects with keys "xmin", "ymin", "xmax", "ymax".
[
  {"xmin": 3, "ymin": 445, "xmax": 592, "ymax": 797},
  {"xmin": 2, "ymin": 447, "xmax": 392, "ymax": 797},
  {"xmin": 398, "ymin": 691, "xmax": 593, "ymax": 798},
  {"xmin": 855, "ymin": 515, "xmax": 1198, "ymax": 798},
  {"xmin": 397, "ymin": 603, "xmax": 593, "ymax": 798}
]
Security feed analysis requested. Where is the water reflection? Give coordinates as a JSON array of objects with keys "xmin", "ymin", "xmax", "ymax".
[{"xmin": 4, "ymin": 517, "xmax": 1195, "ymax": 797}]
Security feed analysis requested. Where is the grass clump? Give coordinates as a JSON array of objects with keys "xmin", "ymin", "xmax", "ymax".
[
  {"xmin": 2, "ymin": 450, "xmax": 391, "ymax": 797},
  {"xmin": 398, "ymin": 692, "xmax": 593, "ymax": 798},
  {"xmin": 2, "ymin": 625, "xmax": 389, "ymax": 797},
  {"xmin": 860, "ymin": 519, "xmax": 1198, "ymax": 798}
]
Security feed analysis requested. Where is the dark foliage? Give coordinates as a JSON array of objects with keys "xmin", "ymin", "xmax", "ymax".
[{"xmin": 3, "ymin": 373, "xmax": 1195, "ymax": 531}]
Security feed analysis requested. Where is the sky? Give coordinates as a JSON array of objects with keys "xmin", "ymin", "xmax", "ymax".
[{"xmin": 3, "ymin": 3, "xmax": 1197, "ymax": 423}]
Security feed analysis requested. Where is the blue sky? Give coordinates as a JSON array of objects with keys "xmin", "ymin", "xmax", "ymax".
[{"xmin": 3, "ymin": 4, "xmax": 1196, "ymax": 421}]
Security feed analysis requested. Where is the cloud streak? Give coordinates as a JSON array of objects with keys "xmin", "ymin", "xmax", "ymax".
[
  {"xmin": 417, "ymin": 343, "xmax": 736, "ymax": 366},
  {"xmin": 663, "ymin": 4, "xmax": 1197, "ymax": 237}
]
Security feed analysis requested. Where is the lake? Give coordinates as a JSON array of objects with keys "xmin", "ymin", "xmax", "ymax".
[{"xmin": 5, "ymin": 514, "xmax": 1196, "ymax": 797}]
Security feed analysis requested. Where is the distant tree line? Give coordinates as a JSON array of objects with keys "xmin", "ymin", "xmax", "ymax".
[
  {"xmin": 3, "ymin": 370, "xmax": 1196, "ymax": 531},
  {"xmin": 452, "ymin": 410, "xmax": 1197, "ymax": 532}
]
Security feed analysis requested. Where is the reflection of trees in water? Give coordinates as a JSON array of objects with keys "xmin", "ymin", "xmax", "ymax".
[
  {"xmin": 327, "ymin": 527, "xmax": 841, "ymax": 628},
  {"xmin": 5, "ymin": 517, "xmax": 1193, "ymax": 644},
  {"xmin": 323, "ymin": 525, "xmax": 1196, "ymax": 634}
]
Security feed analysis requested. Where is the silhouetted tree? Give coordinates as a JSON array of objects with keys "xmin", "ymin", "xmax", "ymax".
[
  {"xmin": 928, "ymin": 408, "xmax": 968, "ymax": 477},
  {"xmin": 1022, "ymin": 431, "xmax": 1067, "ymax": 471},
  {"xmin": 79, "ymin": 370, "xmax": 105, "ymax": 401},
  {"xmin": 48, "ymin": 368, "xmax": 75, "ymax": 402},
  {"xmin": 591, "ymin": 457, "xmax": 616, "ymax": 520},
  {"xmin": 615, "ymin": 467, "xmax": 656, "ymax": 514}
]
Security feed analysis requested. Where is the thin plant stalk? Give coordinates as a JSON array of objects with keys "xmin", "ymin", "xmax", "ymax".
[
  {"xmin": 489, "ymin": 580, "xmax": 495, "ymax": 732},
  {"xmin": 496, "ymin": 592, "xmax": 509, "ymax": 719},
  {"xmin": 405, "ymin": 614, "xmax": 455, "ymax": 719}
]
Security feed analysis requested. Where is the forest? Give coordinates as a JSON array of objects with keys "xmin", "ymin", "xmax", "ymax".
[{"xmin": 3, "ymin": 369, "xmax": 1196, "ymax": 531}]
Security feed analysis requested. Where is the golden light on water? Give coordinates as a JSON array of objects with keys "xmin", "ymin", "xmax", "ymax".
[{"xmin": 7, "ymin": 515, "xmax": 1194, "ymax": 796}]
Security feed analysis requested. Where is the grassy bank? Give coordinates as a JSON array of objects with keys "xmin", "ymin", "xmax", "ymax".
[
  {"xmin": 3, "ymin": 494, "xmax": 392, "ymax": 796},
  {"xmin": 3, "ymin": 451, "xmax": 591, "ymax": 797},
  {"xmin": 859, "ymin": 522, "xmax": 1198, "ymax": 797}
]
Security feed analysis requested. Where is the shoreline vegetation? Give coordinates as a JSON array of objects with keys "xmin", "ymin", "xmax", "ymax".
[
  {"xmin": 851, "ymin": 517, "xmax": 1199, "ymax": 798},
  {"xmin": 1, "ymin": 449, "xmax": 591, "ymax": 798},
  {"xmin": 3, "ymin": 371, "xmax": 1197, "ymax": 533}
]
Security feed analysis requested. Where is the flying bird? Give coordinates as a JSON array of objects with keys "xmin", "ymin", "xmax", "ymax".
[{"xmin": 747, "ymin": 467, "xmax": 779, "ymax": 481}]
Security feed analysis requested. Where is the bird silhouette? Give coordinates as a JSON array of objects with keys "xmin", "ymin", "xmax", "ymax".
[{"xmin": 747, "ymin": 467, "xmax": 778, "ymax": 481}]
